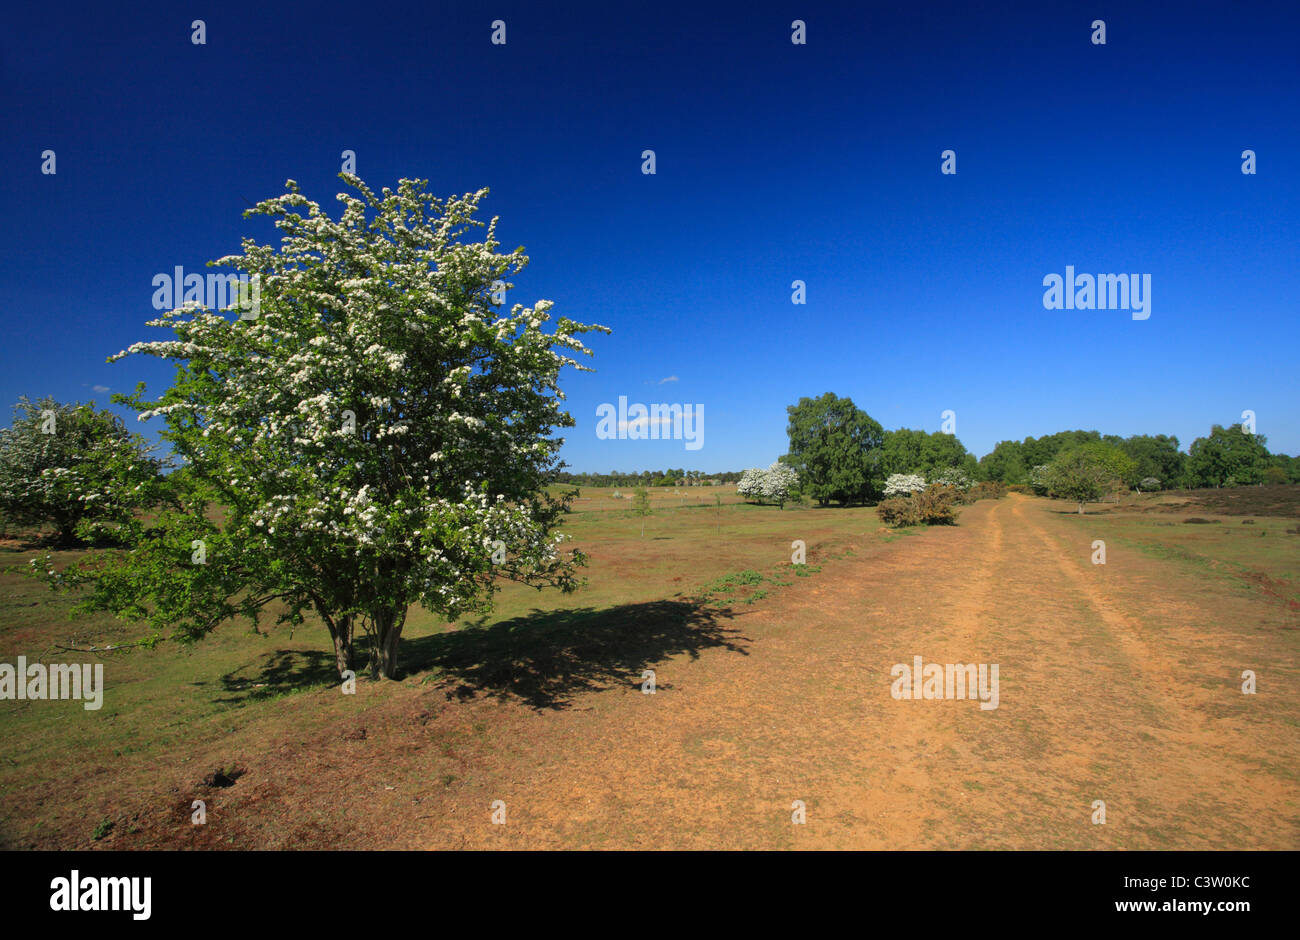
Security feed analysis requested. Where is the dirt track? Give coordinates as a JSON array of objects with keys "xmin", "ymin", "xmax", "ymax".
[{"xmin": 392, "ymin": 494, "xmax": 1298, "ymax": 849}]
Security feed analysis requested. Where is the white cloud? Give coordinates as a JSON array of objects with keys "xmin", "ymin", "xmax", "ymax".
[
  {"xmin": 92, "ymin": 385, "xmax": 110, "ymax": 393},
  {"xmin": 658, "ymin": 375, "xmax": 678, "ymax": 384}
]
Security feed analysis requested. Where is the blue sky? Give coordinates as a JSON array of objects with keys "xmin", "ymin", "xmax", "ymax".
[{"xmin": 3, "ymin": 0, "xmax": 1297, "ymax": 473}]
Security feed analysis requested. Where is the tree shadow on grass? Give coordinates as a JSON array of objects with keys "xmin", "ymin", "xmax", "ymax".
[
  {"xmin": 402, "ymin": 599, "xmax": 749, "ymax": 710},
  {"xmin": 210, "ymin": 648, "xmax": 337, "ymax": 704}
]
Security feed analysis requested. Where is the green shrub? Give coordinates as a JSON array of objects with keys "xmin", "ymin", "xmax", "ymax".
[{"xmin": 1262, "ymin": 467, "xmax": 1287, "ymax": 485}]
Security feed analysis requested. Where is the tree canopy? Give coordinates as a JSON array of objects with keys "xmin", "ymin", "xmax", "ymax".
[
  {"xmin": 32, "ymin": 174, "xmax": 607, "ymax": 679},
  {"xmin": 1103, "ymin": 433, "xmax": 1185, "ymax": 488},
  {"xmin": 782, "ymin": 393, "xmax": 883, "ymax": 505},
  {"xmin": 879, "ymin": 428, "xmax": 977, "ymax": 479},
  {"xmin": 977, "ymin": 425, "xmax": 1287, "ymax": 492},
  {"xmin": 1186, "ymin": 424, "xmax": 1270, "ymax": 487},
  {"xmin": 0, "ymin": 396, "xmax": 163, "ymax": 545},
  {"xmin": 737, "ymin": 462, "xmax": 799, "ymax": 508},
  {"xmin": 1042, "ymin": 446, "xmax": 1120, "ymax": 513}
]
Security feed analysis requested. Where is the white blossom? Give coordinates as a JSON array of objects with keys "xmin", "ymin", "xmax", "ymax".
[{"xmin": 884, "ymin": 473, "xmax": 927, "ymax": 496}]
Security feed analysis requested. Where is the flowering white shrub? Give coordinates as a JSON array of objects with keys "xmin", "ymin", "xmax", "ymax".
[
  {"xmin": 737, "ymin": 463, "xmax": 799, "ymax": 507},
  {"xmin": 34, "ymin": 174, "xmax": 608, "ymax": 679},
  {"xmin": 0, "ymin": 396, "xmax": 163, "ymax": 545},
  {"xmin": 759, "ymin": 461, "xmax": 799, "ymax": 507},
  {"xmin": 883, "ymin": 473, "xmax": 926, "ymax": 496},
  {"xmin": 1027, "ymin": 464, "xmax": 1053, "ymax": 495},
  {"xmin": 1139, "ymin": 476, "xmax": 1161, "ymax": 492},
  {"xmin": 736, "ymin": 467, "xmax": 764, "ymax": 501},
  {"xmin": 930, "ymin": 467, "xmax": 972, "ymax": 490}
]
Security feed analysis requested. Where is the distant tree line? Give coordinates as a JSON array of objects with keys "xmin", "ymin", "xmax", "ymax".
[
  {"xmin": 552, "ymin": 468, "xmax": 744, "ymax": 487},
  {"xmin": 776, "ymin": 392, "xmax": 987, "ymax": 506},
  {"xmin": 765, "ymin": 392, "xmax": 1296, "ymax": 509},
  {"xmin": 7, "ymin": 390, "xmax": 1295, "ymax": 549},
  {"xmin": 978, "ymin": 426, "xmax": 1297, "ymax": 490}
]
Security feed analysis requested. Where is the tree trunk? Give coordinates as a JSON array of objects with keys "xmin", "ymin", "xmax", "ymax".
[
  {"xmin": 54, "ymin": 514, "xmax": 78, "ymax": 547},
  {"xmin": 315, "ymin": 601, "xmax": 354, "ymax": 679},
  {"xmin": 372, "ymin": 608, "xmax": 407, "ymax": 680},
  {"xmin": 327, "ymin": 614, "xmax": 353, "ymax": 678}
]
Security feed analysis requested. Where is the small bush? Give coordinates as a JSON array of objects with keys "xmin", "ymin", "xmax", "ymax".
[
  {"xmin": 963, "ymin": 481, "xmax": 1006, "ymax": 503},
  {"xmin": 876, "ymin": 485, "xmax": 960, "ymax": 526},
  {"xmin": 914, "ymin": 484, "xmax": 960, "ymax": 524},
  {"xmin": 876, "ymin": 496, "xmax": 920, "ymax": 526}
]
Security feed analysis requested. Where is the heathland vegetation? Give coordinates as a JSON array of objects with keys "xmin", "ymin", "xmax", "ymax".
[
  {"xmin": 0, "ymin": 225, "xmax": 1295, "ymax": 850},
  {"xmin": 0, "ymin": 175, "xmax": 1294, "ymax": 703}
]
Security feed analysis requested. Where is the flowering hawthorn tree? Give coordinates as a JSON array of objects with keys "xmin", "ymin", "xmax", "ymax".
[
  {"xmin": 0, "ymin": 396, "xmax": 164, "ymax": 545},
  {"xmin": 758, "ymin": 461, "xmax": 799, "ymax": 508},
  {"xmin": 736, "ymin": 463, "xmax": 799, "ymax": 507},
  {"xmin": 1027, "ymin": 464, "xmax": 1052, "ymax": 495},
  {"xmin": 35, "ymin": 175, "xmax": 608, "ymax": 679},
  {"xmin": 930, "ymin": 467, "xmax": 972, "ymax": 490},
  {"xmin": 736, "ymin": 467, "xmax": 764, "ymax": 502},
  {"xmin": 883, "ymin": 473, "xmax": 926, "ymax": 497}
]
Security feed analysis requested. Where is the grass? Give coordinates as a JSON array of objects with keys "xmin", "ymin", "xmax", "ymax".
[
  {"xmin": 1049, "ymin": 490, "xmax": 1300, "ymax": 609},
  {"xmin": 0, "ymin": 485, "xmax": 888, "ymax": 847},
  {"xmin": 2, "ymin": 483, "xmax": 1297, "ymax": 849}
]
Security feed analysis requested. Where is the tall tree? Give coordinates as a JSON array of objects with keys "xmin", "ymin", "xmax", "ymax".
[
  {"xmin": 1044, "ymin": 446, "xmax": 1122, "ymax": 514},
  {"xmin": 1022, "ymin": 430, "xmax": 1102, "ymax": 469},
  {"xmin": 1187, "ymin": 424, "xmax": 1270, "ymax": 487},
  {"xmin": 32, "ymin": 175, "xmax": 607, "ymax": 679},
  {"xmin": 978, "ymin": 440, "xmax": 1027, "ymax": 484},
  {"xmin": 783, "ymin": 393, "xmax": 883, "ymax": 505},
  {"xmin": 1109, "ymin": 434, "xmax": 1186, "ymax": 489},
  {"xmin": 880, "ymin": 428, "xmax": 976, "ymax": 478}
]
